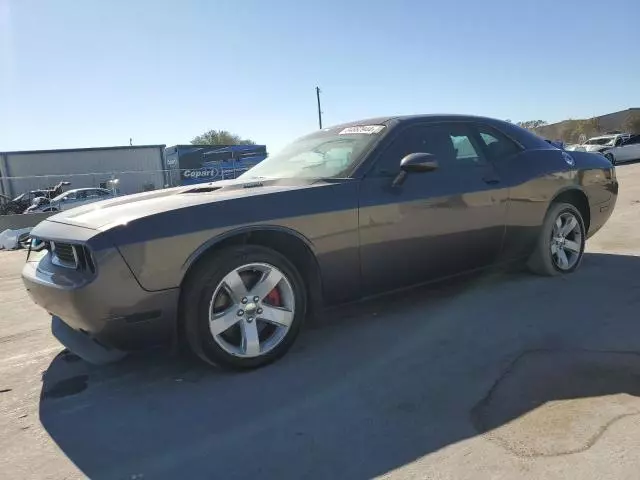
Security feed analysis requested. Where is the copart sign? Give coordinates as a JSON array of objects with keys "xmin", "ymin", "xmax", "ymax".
[{"xmin": 182, "ymin": 168, "xmax": 220, "ymax": 179}]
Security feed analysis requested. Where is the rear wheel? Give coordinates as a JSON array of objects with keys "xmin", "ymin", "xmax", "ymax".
[
  {"xmin": 527, "ymin": 202, "xmax": 586, "ymax": 276},
  {"xmin": 183, "ymin": 245, "xmax": 307, "ymax": 369}
]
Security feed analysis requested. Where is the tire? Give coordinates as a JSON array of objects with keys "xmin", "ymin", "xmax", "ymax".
[
  {"xmin": 527, "ymin": 202, "xmax": 586, "ymax": 276},
  {"xmin": 605, "ymin": 153, "xmax": 616, "ymax": 165},
  {"xmin": 182, "ymin": 245, "xmax": 307, "ymax": 370}
]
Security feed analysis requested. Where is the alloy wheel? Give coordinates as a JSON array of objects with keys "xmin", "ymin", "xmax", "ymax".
[
  {"xmin": 550, "ymin": 212, "xmax": 583, "ymax": 271},
  {"xmin": 208, "ymin": 262, "xmax": 295, "ymax": 358}
]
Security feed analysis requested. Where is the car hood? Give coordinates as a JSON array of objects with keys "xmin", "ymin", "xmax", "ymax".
[{"xmin": 44, "ymin": 178, "xmax": 329, "ymax": 231}]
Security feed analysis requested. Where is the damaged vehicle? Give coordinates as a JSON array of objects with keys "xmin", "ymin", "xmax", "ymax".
[
  {"xmin": 22, "ymin": 115, "xmax": 618, "ymax": 369},
  {"xmin": 24, "ymin": 187, "xmax": 115, "ymax": 213},
  {"xmin": 1, "ymin": 190, "xmax": 48, "ymax": 215},
  {"xmin": 0, "ymin": 181, "xmax": 71, "ymax": 215},
  {"xmin": 574, "ymin": 133, "xmax": 631, "ymax": 154}
]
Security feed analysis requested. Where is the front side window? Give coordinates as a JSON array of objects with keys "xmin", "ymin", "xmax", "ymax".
[
  {"xmin": 372, "ymin": 123, "xmax": 485, "ymax": 176},
  {"xmin": 452, "ymin": 134, "xmax": 480, "ymax": 161}
]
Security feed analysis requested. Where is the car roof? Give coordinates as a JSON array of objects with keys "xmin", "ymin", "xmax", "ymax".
[
  {"xmin": 325, "ymin": 114, "xmax": 508, "ymax": 130},
  {"xmin": 326, "ymin": 113, "xmax": 549, "ymax": 150},
  {"xmin": 589, "ymin": 134, "xmax": 618, "ymax": 140}
]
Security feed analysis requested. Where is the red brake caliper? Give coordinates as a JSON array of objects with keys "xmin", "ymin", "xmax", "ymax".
[{"xmin": 265, "ymin": 287, "xmax": 282, "ymax": 307}]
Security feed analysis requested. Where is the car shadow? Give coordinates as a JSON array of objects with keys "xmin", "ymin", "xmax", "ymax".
[
  {"xmin": 39, "ymin": 252, "xmax": 640, "ymax": 479},
  {"xmin": 615, "ymin": 158, "xmax": 640, "ymax": 167}
]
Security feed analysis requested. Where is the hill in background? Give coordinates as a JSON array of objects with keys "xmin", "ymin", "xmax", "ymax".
[{"xmin": 522, "ymin": 108, "xmax": 640, "ymax": 143}]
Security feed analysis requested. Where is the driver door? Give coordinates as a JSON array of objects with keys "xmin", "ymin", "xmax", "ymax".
[{"xmin": 358, "ymin": 122, "xmax": 508, "ymax": 295}]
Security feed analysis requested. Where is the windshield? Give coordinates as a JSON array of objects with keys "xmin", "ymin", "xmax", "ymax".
[
  {"xmin": 238, "ymin": 125, "xmax": 385, "ymax": 180},
  {"xmin": 585, "ymin": 137, "xmax": 615, "ymax": 146}
]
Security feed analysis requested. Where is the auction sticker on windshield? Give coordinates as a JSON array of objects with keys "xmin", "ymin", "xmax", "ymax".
[{"xmin": 338, "ymin": 125, "xmax": 385, "ymax": 135}]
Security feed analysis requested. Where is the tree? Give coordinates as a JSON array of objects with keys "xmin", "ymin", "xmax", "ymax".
[
  {"xmin": 191, "ymin": 129, "xmax": 256, "ymax": 145},
  {"xmin": 623, "ymin": 112, "xmax": 640, "ymax": 134}
]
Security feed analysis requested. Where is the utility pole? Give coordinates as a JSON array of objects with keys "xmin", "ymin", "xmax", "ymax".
[{"xmin": 315, "ymin": 86, "xmax": 323, "ymax": 129}]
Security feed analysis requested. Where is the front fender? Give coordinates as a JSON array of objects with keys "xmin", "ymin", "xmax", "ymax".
[{"xmin": 180, "ymin": 224, "xmax": 318, "ymax": 278}]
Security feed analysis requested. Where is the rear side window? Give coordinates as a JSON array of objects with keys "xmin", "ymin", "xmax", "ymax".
[{"xmin": 475, "ymin": 125, "xmax": 522, "ymax": 161}]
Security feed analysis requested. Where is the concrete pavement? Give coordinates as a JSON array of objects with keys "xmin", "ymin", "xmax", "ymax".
[{"xmin": 1, "ymin": 162, "xmax": 640, "ymax": 480}]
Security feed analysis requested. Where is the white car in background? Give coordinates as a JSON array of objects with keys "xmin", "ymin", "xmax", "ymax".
[
  {"xmin": 602, "ymin": 134, "xmax": 640, "ymax": 165},
  {"xmin": 574, "ymin": 133, "xmax": 631, "ymax": 154},
  {"xmin": 25, "ymin": 187, "xmax": 115, "ymax": 213},
  {"xmin": 563, "ymin": 144, "xmax": 581, "ymax": 151}
]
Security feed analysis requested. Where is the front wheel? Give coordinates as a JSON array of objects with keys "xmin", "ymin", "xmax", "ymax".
[
  {"xmin": 183, "ymin": 245, "xmax": 307, "ymax": 370},
  {"xmin": 527, "ymin": 202, "xmax": 586, "ymax": 276}
]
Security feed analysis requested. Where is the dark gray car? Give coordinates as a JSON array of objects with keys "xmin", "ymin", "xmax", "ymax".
[{"xmin": 22, "ymin": 115, "xmax": 618, "ymax": 369}]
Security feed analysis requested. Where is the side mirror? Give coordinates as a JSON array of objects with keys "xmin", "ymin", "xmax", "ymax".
[
  {"xmin": 393, "ymin": 153, "xmax": 438, "ymax": 187},
  {"xmin": 400, "ymin": 153, "xmax": 439, "ymax": 173}
]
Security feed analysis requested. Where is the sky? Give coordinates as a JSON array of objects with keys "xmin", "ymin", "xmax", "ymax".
[{"xmin": 1, "ymin": 0, "xmax": 639, "ymax": 154}]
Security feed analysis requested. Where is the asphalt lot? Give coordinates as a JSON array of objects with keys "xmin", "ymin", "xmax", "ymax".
[{"xmin": 2, "ymin": 162, "xmax": 640, "ymax": 480}]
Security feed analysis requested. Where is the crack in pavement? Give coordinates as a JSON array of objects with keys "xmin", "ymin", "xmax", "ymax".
[{"xmin": 471, "ymin": 349, "xmax": 640, "ymax": 457}]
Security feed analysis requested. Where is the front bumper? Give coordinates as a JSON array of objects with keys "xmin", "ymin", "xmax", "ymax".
[{"xmin": 22, "ymin": 246, "xmax": 179, "ymax": 352}]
